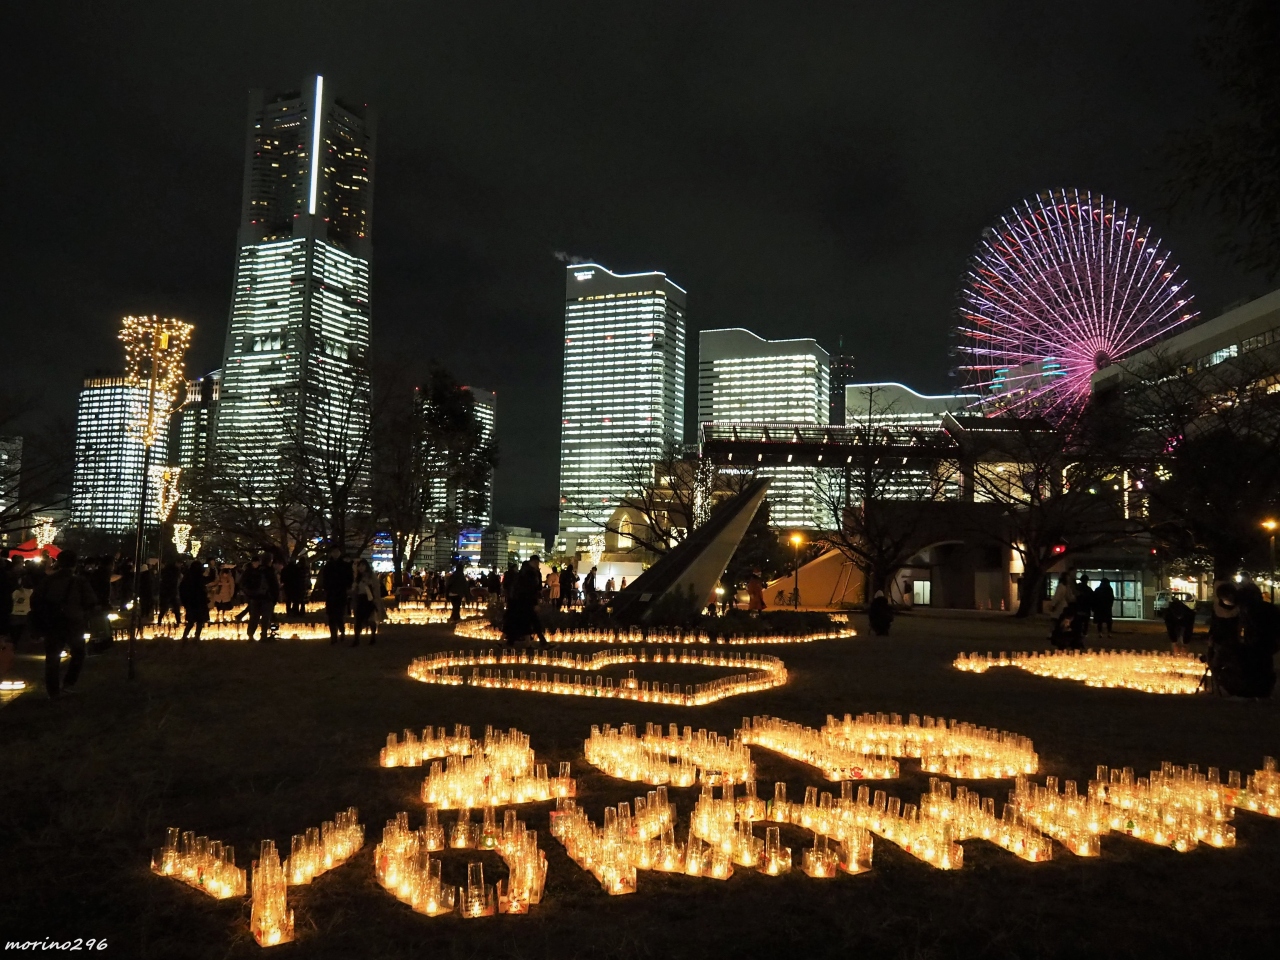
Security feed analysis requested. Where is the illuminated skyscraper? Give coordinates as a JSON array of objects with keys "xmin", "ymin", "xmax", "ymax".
[
  {"xmin": 558, "ymin": 263, "xmax": 687, "ymax": 549},
  {"xmin": 828, "ymin": 341, "xmax": 856, "ymax": 425},
  {"xmin": 215, "ymin": 76, "xmax": 375, "ymax": 493},
  {"xmin": 71, "ymin": 378, "xmax": 169, "ymax": 533},
  {"xmin": 464, "ymin": 386, "xmax": 496, "ymax": 529},
  {"xmin": 697, "ymin": 327, "xmax": 829, "ymax": 528}
]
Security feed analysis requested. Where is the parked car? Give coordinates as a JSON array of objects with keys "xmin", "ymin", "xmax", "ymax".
[{"xmin": 1153, "ymin": 590, "xmax": 1194, "ymax": 614}]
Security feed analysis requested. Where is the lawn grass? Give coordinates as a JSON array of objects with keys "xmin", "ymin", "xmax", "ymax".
[{"xmin": 2, "ymin": 611, "xmax": 1278, "ymax": 959}]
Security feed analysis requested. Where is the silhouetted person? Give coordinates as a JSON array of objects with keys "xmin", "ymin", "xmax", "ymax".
[
  {"xmin": 1092, "ymin": 578, "xmax": 1115, "ymax": 639},
  {"xmin": 31, "ymin": 550, "xmax": 97, "ymax": 698},
  {"xmin": 321, "ymin": 545, "xmax": 353, "ymax": 643},
  {"xmin": 868, "ymin": 590, "xmax": 893, "ymax": 636},
  {"xmin": 1163, "ymin": 596, "xmax": 1196, "ymax": 652},
  {"xmin": 179, "ymin": 560, "xmax": 210, "ymax": 641}
]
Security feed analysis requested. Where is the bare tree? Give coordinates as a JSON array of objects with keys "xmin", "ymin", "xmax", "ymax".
[
  {"xmin": 372, "ymin": 364, "xmax": 497, "ymax": 585},
  {"xmin": 0, "ymin": 391, "xmax": 74, "ymax": 541},
  {"xmin": 561, "ymin": 438, "xmax": 750, "ymax": 558},
  {"xmin": 959, "ymin": 414, "xmax": 1131, "ymax": 617},
  {"xmin": 812, "ymin": 386, "xmax": 959, "ymax": 602}
]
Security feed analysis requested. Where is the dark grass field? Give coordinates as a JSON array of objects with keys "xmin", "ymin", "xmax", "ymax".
[{"xmin": 3, "ymin": 612, "xmax": 1279, "ymax": 959}]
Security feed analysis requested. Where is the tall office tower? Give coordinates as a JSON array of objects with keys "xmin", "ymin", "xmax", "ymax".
[
  {"xmin": 426, "ymin": 385, "xmax": 497, "ymax": 568},
  {"xmin": 175, "ymin": 370, "xmax": 222, "ymax": 474},
  {"xmin": 464, "ymin": 386, "xmax": 496, "ymax": 529},
  {"xmin": 70, "ymin": 378, "xmax": 170, "ymax": 534},
  {"xmin": 828, "ymin": 342, "xmax": 856, "ymax": 425},
  {"xmin": 698, "ymin": 327, "xmax": 830, "ymax": 528},
  {"xmin": 215, "ymin": 76, "xmax": 375, "ymax": 496},
  {"xmin": 557, "ymin": 263, "xmax": 687, "ymax": 551}
]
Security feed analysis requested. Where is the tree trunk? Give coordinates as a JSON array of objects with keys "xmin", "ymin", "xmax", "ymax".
[{"xmin": 1015, "ymin": 568, "xmax": 1044, "ymax": 618}]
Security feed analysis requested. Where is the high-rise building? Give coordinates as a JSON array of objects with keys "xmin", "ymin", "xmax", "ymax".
[
  {"xmin": 71, "ymin": 378, "xmax": 170, "ymax": 534},
  {"xmin": 215, "ymin": 75, "xmax": 375, "ymax": 494},
  {"xmin": 0, "ymin": 436, "xmax": 21, "ymax": 529},
  {"xmin": 828, "ymin": 342, "xmax": 856, "ymax": 425},
  {"xmin": 174, "ymin": 370, "xmax": 221, "ymax": 474},
  {"xmin": 465, "ymin": 386, "xmax": 496, "ymax": 529},
  {"xmin": 557, "ymin": 263, "xmax": 687, "ymax": 550},
  {"xmin": 698, "ymin": 327, "xmax": 829, "ymax": 528},
  {"xmin": 424, "ymin": 385, "xmax": 497, "ymax": 566}
]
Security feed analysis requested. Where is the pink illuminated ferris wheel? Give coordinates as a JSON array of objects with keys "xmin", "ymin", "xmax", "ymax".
[{"xmin": 955, "ymin": 188, "xmax": 1198, "ymax": 426}]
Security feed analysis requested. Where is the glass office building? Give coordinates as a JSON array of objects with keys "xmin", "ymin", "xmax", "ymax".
[
  {"xmin": 697, "ymin": 327, "xmax": 829, "ymax": 528},
  {"xmin": 215, "ymin": 75, "xmax": 375, "ymax": 494},
  {"xmin": 71, "ymin": 378, "xmax": 169, "ymax": 533},
  {"xmin": 557, "ymin": 263, "xmax": 687, "ymax": 550}
]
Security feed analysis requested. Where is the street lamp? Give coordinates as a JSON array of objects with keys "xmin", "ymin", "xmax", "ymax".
[
  {"xmin": 790, "ymin": 533, "xmax": 804, "ymax": 609},
  {"xmin": 1264, "ymin": 519, "xmax": 1277, "ymax": 603},
  {"xmin": 121, "ymin": 315, "xmax": 193, "ymax": 680}
]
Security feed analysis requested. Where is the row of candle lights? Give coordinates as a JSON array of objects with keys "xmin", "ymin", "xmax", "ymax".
[
  {"xmin": 583, "ymin": 723, "xmax": 755, "ymax": 786},
  {"xmin": 151, "ymin": 808, "xmax": 362, "ymax": 947},
  {"xmin": 379, "ymin": 724, "xmax": 478, "ymax": 767},
  {"xmin": 954, "ymin": 649, "xmax": 1208, "ymax": 694},
  {"xmin": 374, "ymin": 807, "xmax": 548, "ymax": 916},
  {"xmin": 418, "ymin": 727, "xmax": 576, "ymax": 808},
  {"xmin": 125, "ymin": 621, "xmax": 333, "ymax": 642},
  {"xmin": 407, "ymin": 647, "xmax": 788, "ymax": 706},
  {"xmin": 454, "ymin": 619, "xmax": 855, "ymax": 646},
  {"xmin": 739, "ymin": 713, "xmax": 1038, "ymax": 781}
]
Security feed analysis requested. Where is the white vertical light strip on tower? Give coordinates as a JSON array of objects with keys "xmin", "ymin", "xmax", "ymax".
[{"xmin": 308, "ymin": 75, "xmax": 324, "ymax": 215}]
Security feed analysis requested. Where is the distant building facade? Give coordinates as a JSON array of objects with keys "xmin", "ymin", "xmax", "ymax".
[
  {"xmin": 174, "ymin": 369, "xmax": 221, "ymax": 474},
  {"xmin": 828, "ymin": 347, "xmax": 856, "ymax": 425},
  {"xmin": 215, "ymin": 75, "xmax": 375, "ymax": 498},
  {"xmin": 843, "ymin": 382, "xmax": 978, "ymax": 432},
  {"xmin": 698, "ymin": 327, "xmax": 829, "ymax": 528},
  {"xmin": 71, "ymin": 378, "xmax": 169, "ymax": 533},
  {"xmin": 557, "ymin": 263, "xmax": 687, "ymax": 551},
  {"xmin": 481, "ymin": 525, "xmax": 547, "ymax": 568}
]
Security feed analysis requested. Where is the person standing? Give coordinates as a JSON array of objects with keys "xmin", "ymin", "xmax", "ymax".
[
  {"xmin": 158, "ymin": 559, "xmax": 182, "ymax": 629},
  {"xmin": 179, "ymin": 560, "xmax": 211, "ymax": 641},
  {"xmin": 747, "ymin": 570, "xmax": 766, "ymax": 614},
  {"xmin": 559, "ymin": 565, "xmax": 576, "ymax": 611},
  {"xmin": 446, "ymin": 563, "xmax": 468, "ymax": 622},
  {"xmin": 1163, "ymin": 595, "xmax": 1196, "ymax": 652},
  {"xmin": 136, "ymin": 560, "xmax": 156, "ymax": 626},
  {"xmin": 1237, "ymin": 583, "xmax": 1279, "ymax": 697},
  {"xmin": 1071, "ymin": 575, "xmax": 1094, "ymax": 647},
  {"xmin": 583, "ymin": 566, "xmax": 599, "ymax": 608},
  {"xmin": 241, "ymin": 554, "xmax": 275, "ymax": 642},
  {"xmin": 282, "ymin": 557, "xmax": 308, "ymax": 616},
  {"xmin": 868, "ymin": 590, "xmax": 894, "ymax": 636},
  {"xmin": 321, "ymin": 545, "xmax": 354, "ymax": 644},
  {"xmin": 547, "ymin": 566, "xmax": 561, "ymax": 611},
  {"xmin": 1092, "ymin": 578, "xmax": 1115, "ymax": 639},
  {"xmin": 31, "ymin": 549, "xmax": 98, "ymax": 699},
  {"xmin": 350, "ymin": 559, "xmax": 380, "ymax": 646}
]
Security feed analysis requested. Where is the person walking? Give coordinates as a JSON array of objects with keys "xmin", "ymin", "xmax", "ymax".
[
  {"xmin": 241, "ymin": 554, "xmax": 276, "ymax": 642},
  {"xmin": 351, "ymin": 559, "xmax": 380, "ymax": 646},
  {"xmin": 321, "ymin": 545, "xmax": 354, "ymax": 644},
  {"xmin": 1071, "ymin": 575, "xmax": 1094, "ymax": 647},
  {"xmin": 31, "ymin": 550, "xmax": 98, "ymax": 699},
  {"xmin": 179, "ymin": 560, "xmax": 211, "ymax": 641},
  {"xmin": 1092, "ymin": 578, "xmax": 1115, "ymax": 639}
]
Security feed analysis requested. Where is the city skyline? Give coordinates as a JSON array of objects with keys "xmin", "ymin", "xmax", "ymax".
[{"xmin": 7, "ymin": 2, "xmax": 1275, "ymax": 540}]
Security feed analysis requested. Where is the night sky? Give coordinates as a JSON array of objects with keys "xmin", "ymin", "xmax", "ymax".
[{"xmin": 8, "ymin": 1, "xmax": 1270, "ymax": 537}]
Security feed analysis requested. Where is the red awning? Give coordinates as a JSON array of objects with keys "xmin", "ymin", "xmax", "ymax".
[{"xmin": 7, "ymin": 540, "xmax": 61, "ymax": 560}]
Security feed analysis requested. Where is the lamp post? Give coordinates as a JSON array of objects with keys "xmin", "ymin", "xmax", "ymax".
[
  {"xmin": 1264, "ymin": 519, "xmax": 1277, "ymax": 603},
  {"xmin": 790, "ymin": 533, "xmax": 804, "ymax": 609},
  {"xmin": 120, "ymin": 315, "xmax": 192, "ymax": 680}
]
